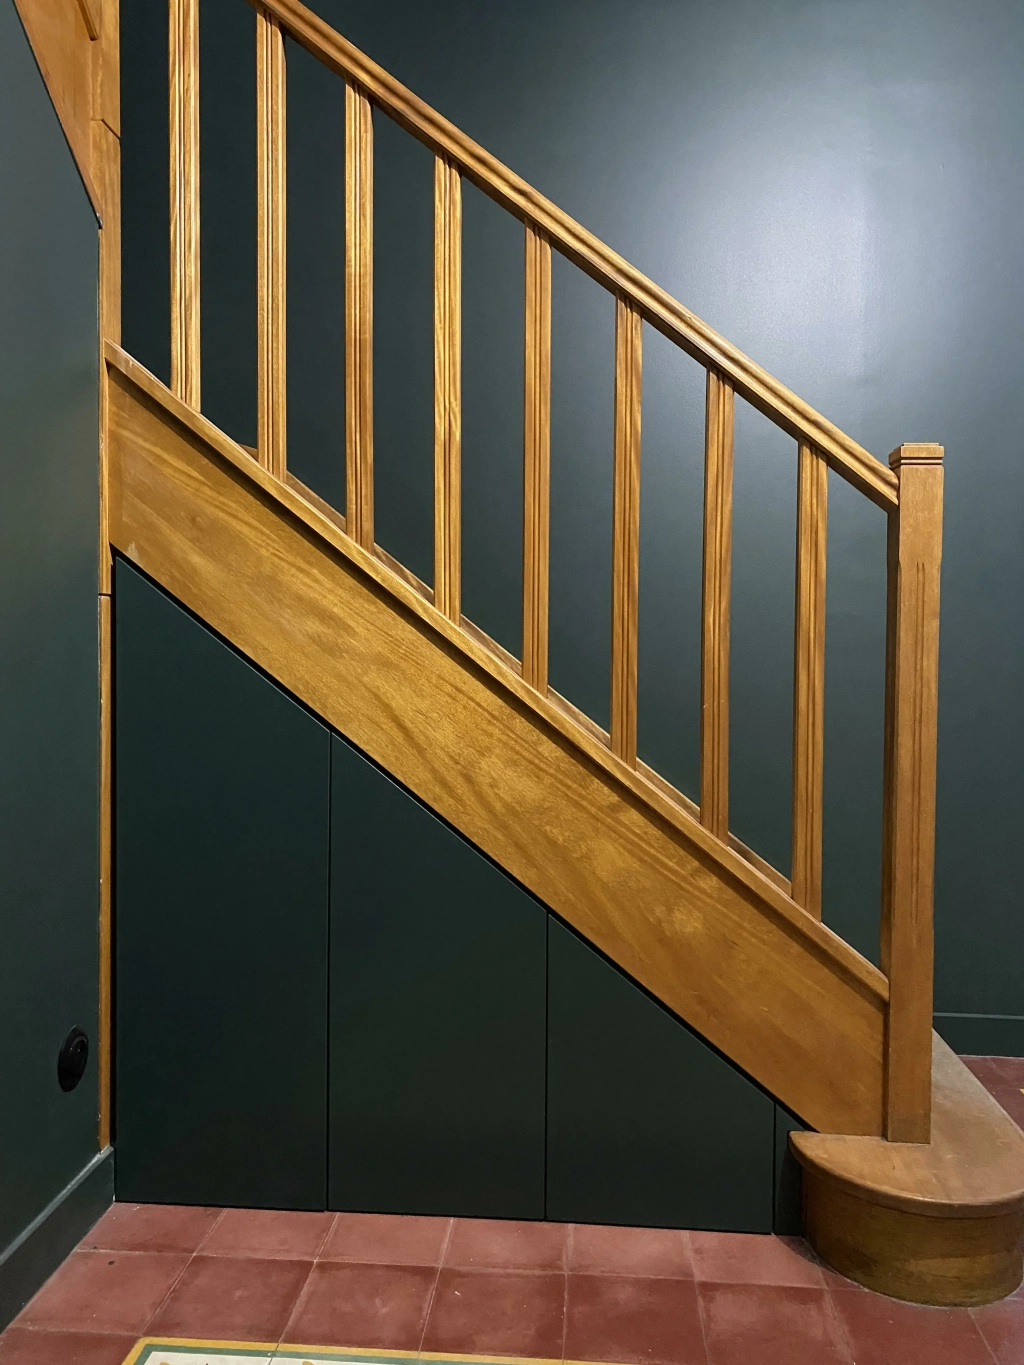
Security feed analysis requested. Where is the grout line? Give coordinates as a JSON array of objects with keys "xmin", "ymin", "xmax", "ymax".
[
  {"xmin": 692, "ymin": 1268, "xmax": 712, "ymax": 1365},
  {"xmin": 560, "ymin": 1226, "xmax": 572, "ymax": 1361},
  {"xmin": 418, "ymin": 1217, "xmax": 455, "ymax": 1353},
  {"xmin": 193, "ymin": 1206, "xmax": 228, "ymax": 1253},
  {"xmin": 821, "ymin": 1282, "xmax": 859, "ymax": 1365}
]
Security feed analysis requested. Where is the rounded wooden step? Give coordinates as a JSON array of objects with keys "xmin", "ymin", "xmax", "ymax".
[{"xmin": 791, "ymin": 1033, "xmax": 1024, "ymax": 1305}]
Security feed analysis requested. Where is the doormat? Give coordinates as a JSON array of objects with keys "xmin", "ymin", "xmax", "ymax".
[{"xmin": 124, "ymin": 1345, "xmax": 572, "ymax": 1365}]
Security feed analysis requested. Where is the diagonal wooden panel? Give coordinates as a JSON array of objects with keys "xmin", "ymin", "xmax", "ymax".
[{"xmin": 106, "ymin": 354, "xmax": 887, "ymax": 1136}]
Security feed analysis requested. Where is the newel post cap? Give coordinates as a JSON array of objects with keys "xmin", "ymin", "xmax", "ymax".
[{"xmin": 888, "ymin": 443, "xmax": 944, "ymax": 470}]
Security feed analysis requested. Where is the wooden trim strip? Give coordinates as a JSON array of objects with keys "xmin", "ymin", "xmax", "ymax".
[
  {"xmin": 700, "ymin": 370, "xmax": 734, "ymax": 840},
  {"xmin": 433, "ymin": 156, "xmax": 462, "ymax": 621},
  {"xmin": 169, "ymin": 0, "xmax": 200, "ymax": 407},
  {"xmin": 610, "ymin": 298, "xmax": 643, "ymax": 766},
  {"xmin": 244, "ymin": 0, "xmax": 898, "ymax": 511},
  {"xmin": 256, "ymin": 7, "xmax": 287, "ymax": 478},
  {"xmin": 97, "ymin": 593, "xmax": 112, "ymax": 1149},
  {"xmin": 881, "ymin": 443, "xmax": 944, "ymax": 1142},
  {"xmin": 345, "ymin": 81, "xmax": 374, "ymax": 549},
  {"xmin": 522, "ymin": 224, "xmax": 551, "ymax": 694},
  {"xmin": 792, "ymin": 441, "xmax": 828, "ymax": 917},
  {"xmin": 105, "ymin": 340, "xmax": 888, "ymax": 1007},
  {"xmin": 76, "ymin": 0, "xmax": 100, "ymax": 41}
]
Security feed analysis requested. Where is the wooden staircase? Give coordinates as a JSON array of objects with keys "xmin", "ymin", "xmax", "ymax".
[{"xmin": 33, "ymin": 0, "xmax": 1022, "ymax": 1305}]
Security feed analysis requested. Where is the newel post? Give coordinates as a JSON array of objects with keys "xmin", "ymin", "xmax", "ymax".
[{"xmin": 881, "ymin": 443, "xmax": 944, "ymax": 1143}]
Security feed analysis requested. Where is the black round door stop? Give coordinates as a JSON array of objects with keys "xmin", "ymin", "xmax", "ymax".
[{"xmin": 57, "ymin": 1027, "xmax": 89, "ymax": 1092}]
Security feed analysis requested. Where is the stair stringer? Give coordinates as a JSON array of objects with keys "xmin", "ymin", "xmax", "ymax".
[{"xmin": 106, "ymin": 344, "xmax": 887, "ymax": 1137}]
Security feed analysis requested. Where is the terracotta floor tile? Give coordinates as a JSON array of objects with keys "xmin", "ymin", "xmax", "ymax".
[
  {"xmin": 700, "ymin": 1283, "xmax": 851, "ymax": 1365},
  {"xmin": 973, "ymin": 1292, "xmax": 1024, "ymax": 1364},
  {"xmin": 14, "ymin": 1250, "xmax": 189, "ymax": 1334},
  {"xmin": 283, "ymin": 1261, "xmax": 436, "ymax": 1350},
  {"xmin": 831, "ymin": 1286, "xmax": 994, "ymax": 1364},
  {"xmin": 444, "ymin": 1218, "xmax": 567, "ymax": 1271},
  {"xmin": 321, "ymin": 1212, "xmax": 451, "ymax": 1266},
  {"xmin": 423, "ymin": 1268, "xmax": 565, "ymax": 1358},
  {"xmin": 0, "ymin": 1329, "xmax": 138, "ymax": 1365},
  {"xmin": 201, "ymin": 1208, "xmax": 335, "ymax": 1260},
  {"xmin": 568, "ymin": 1224, "xmax": 694, "ymax": 1279},
  {"xmin": 564, "ymin": 1273, "xmax": 707, "ymax": 1365},
  {"xmin": 991, "ymin": 1086, "xmax": 1024, "ymax": 1130},
  {"xmin": 962, "ymin": 1056, "xmax": 1024, "ymax": 1090},
  {"xmin": 689, "ymin": 1232, "xmax": 823, "ymax": 1288},
  {"xmin": 81, "ymin": 1203, "xmax": 223, "ymax": 1254},
  {"xmin": 147, "ymin": 1254, "xmax": 312, "ymax": 1341}
]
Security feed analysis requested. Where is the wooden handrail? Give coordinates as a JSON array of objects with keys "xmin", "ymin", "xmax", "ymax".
[
  {"xmin": 791, "ymin": 442, "xmax": 828, "ymax": 916},
  {"xmin": 610, "ymin": 298, "xmax": 643, "ymax": 766},
  {"xmin": 433, "ymin": 156, "xmax": 462, "ymax": 622},
  {"xmin": 244, "ymin": 0, "xmax": 898, "ymax": 512},
  {"xmin": 700, "ymin": 371, "xmax": 734, "ymax": 841},
  {"xmin": 155, "ymin": 0, "xmax": 945, "ymax": 1140},
  {"xmin": 881, "ymin": 443, "xmax": 944, "ymax": 1142},
  {"xmin": 344, "ymin": 80, "xmax": 374, "ymax": 550},
  {"xmin": 522, "ymin": 225, "xmax": 552, "ymax": 695},
  {"xmin": 168, "ymin": 0, "xmax": 199, "ymax": 407},
  {"xmin": 256, "ymin": 7, "xmax": 287, "ymax": 478}
]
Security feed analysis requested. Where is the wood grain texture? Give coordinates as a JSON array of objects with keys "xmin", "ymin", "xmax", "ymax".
[
  {"xmin": 243, "ymin": 0, "xmax": 898, "ymax": 510},
  {"xmin": 433, "ymin": 155, "xmax": 462, "ymax": 621},
  {"xmin": 169, "ymin": 0, "xmax": 200, "ymax": 407},
  {"xmin": 96, "ymin": 116, "xmax": 120, "ymax": 595},
  {"xmin": 94, "ymin": 0, "xmax": 119, "ymax": 137},
  {"xmin": 256, "ymin": 7, "xmax": 287, "ymax": 478},
  {"xmin": 76, "ymin": 0, "xmax": 100, "ymax": 42},
  {"xmin": 794, "ymin": 1034, "xmax": 1024, "ymax": 1304},
  {"xmin": 881, "ymin": 443, "xmax": 944, "ymax": 1143},
  {"xmin": 700, "ymin": 370, "xmax": 733, "ymax": 840},
  {"xmin": 105, "ymin": 344, "xmax": 890, "ymax": 1137},
  {"xmin": 522, "ymin": 223, "xmax": 551, "ymax": 693},
  {"xmin": 610, "ymin": 297, "xmax": 642, "ymax": 766},
  {"xmin": 791, "ymin": 441, "xmax": 828, "ymax": 916},
  {"xmin": 97, "ymin": 592, "xmax": 112, "ymax": 1150},
  {"xmin": 14, "ymin": 0, "xmax": 102, "ymax": 214},
  {"xmin": 345, "ymin": 81, "xmax": 374, "ymax": 549}
]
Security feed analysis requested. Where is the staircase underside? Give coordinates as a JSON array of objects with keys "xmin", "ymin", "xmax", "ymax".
[{"xmin": 104, "ymin": 344, "xmax": 1024, "ymax": 1304}]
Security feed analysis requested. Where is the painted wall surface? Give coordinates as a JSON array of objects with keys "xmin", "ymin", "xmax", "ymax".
[
  {"xmin": 0, "ymin": 0, "xmax": 101, "ymax": 1257},
  {"xmin": 120, "ymin": 0, "xmax": 1024, "ymax": 1048}
]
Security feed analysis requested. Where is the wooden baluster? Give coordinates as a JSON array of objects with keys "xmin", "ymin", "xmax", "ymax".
[
  {"xmin": 700, "ymin": 370, "xmax": 734, "ymax": 839},
  {"xmin": 792, "ymin": 441, "xmax": 828, "ymax": 916},
  {"xmin": 256, "ymin": 7, "xmax": 286, "ymax": 477},
  {"xmin": 881, "ymin": 443, "xmax": 944, "ymax": 1143},
  {"xmin": 610, "ymin": 297, "xmax": 643, "ymax": 765},
  {"xmin": 434, "ymin": 156, "xmax": 462, "ymax": 621},
  {"xmin": 522, "ymin": 224, "xmax": 551, "ymax": 693},
  {"xmin": 345, "ymin": 81, "xmax": 374, "ymax": 549},
  {"xmin": 169, "ymin": 0, "xmax": 200, "ymax": 407}
]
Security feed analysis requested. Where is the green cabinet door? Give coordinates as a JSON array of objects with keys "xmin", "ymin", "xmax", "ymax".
[
  {"xmin": 329, "ymin": 736, "xmax": 547, "ymax": 1218},
  {"xmin": 546, "ymin": 918, "xmax": 775, "ymax": 1230},
  {"xmin": 115, "ymin": 562, "xmax": 330, "ymax": 1209}
]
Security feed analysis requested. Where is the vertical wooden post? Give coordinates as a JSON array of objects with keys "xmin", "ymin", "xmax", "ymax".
[
  {"xmin": 610, "ymin": 297, "xmax": 643, "ymax": 766},
  {"xmin": 881, "ymin": 443, "xmax": 944, "ymax": 1143},
  {"xmin": 792, "ymin": 441, "xmax": 828, "ymax": 916},
  {"xmin": 256, "ymin": 8, "xmax": 286, "ymax": 478},
  {"xmin": 700, "ymin": 370, "xmax": 734, "ymax": 839},
  {"xmin": 169, "ymin": 0, "xmax": 200, "ymax": 407},
  {"xmin": 345, "ymin": 82, "xmax": 374, "ymax": 550},
  {"xmin": 433, "ymin": 156, "xmax": 462, "ymax": 621},
  {"xmin": 522, "ymin": 224, "xmax": 551, "ymax": 693}
]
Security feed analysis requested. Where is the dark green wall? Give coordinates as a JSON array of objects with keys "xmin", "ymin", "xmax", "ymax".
[
  {"xmin": 0, "ymin": 0, "xmax": 103, "ymax": 1305},
  {"xmin": 115, "ymin": 562, "xmax": 330, "ymax": 1210},
  {"xmin": 120, "ymin": 0, "xmax": 1024, "ymax": 1051}
]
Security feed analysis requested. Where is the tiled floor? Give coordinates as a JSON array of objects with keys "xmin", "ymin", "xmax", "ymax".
[{"xmin": 1, "ymin": 1057, "xmax": 1022, "ymax": 1365}]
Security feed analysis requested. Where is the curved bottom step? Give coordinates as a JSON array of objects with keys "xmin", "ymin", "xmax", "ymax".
[{"xmin": 792, "ymin": 1033, "xmax": 1024, "ymax": 1306}]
